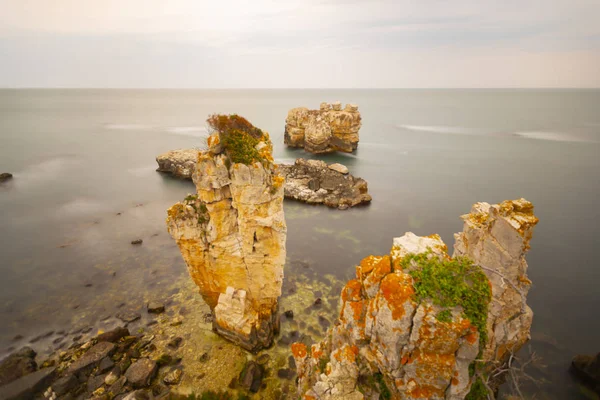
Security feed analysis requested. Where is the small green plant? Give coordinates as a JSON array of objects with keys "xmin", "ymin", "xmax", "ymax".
[
  {"xmin": 436, "ymin": 309, "xmax": 452, "ymax": 323},
  {"xmin": 465, "ymin": 376, "xmax": 488, "ymax": 400},
  {"xmin": 207, "ymin": 114, "xmax": 267, "ymax": 166},
  {"xmin": 221, "ymin": 129, "xmax": 261, "ymax": 165},
  {"xmin": 401, "ymin": 251, "xmax": 492, "ymax": 346},
  {"xmin": 373, "ymin": 372, "xmax": 392, "ymax": 400}
]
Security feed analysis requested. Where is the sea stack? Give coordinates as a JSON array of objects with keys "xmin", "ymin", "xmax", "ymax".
[
  {"xmin": 284, "ymin": 102, "xmax": 361, "ymax": 153},
  {"xmin": 292, "ymin": 199, "xmax": 538, "ymax": 399},
  {"xmin": 166, "ymin": 114, "xmax": 287, "ymax": 352}
]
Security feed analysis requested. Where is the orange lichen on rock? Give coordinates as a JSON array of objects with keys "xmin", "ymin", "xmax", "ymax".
[
  {"xmin": 379, "ymin": 272, "xmax": 415, "ymax": 320},
  {"xmin": 292, "ymin": 343, "xmax": 308, "ymax": 358},
  {"xmin": 341, "ymin": 279, "xmax": 363, "ymax": 302},
  {"xmin": 407, "ymin": 380, "xmax": 445, "ymax": 399}
]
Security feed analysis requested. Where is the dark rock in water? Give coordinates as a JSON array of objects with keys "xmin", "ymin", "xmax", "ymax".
[
  {"xmin": 288, "ymin": 355, "xmax": 296, "ymax": 370},
  {"xmin": 116, "ymin": 311, "xmax": 141, "ymax": 324},
  {"xmin": 571, "ymin": 353, "xmax": 600, "ymax": 394},
  {"xmin": 12, "ymin": 335, "xmax": 23, "ymax": 342},
  {"xmin": 163, "ymin": 368, "xmax": 183, "ymax": 385},
  {"xmin": 277, "ymin": 368, "xmax": 296, "ymax": 380},
  {"xmin": 0, "ymin": 367, "xmax": 56, "ymax": 400},
  {"xmin": 278, "ymin": 335, "xmax": 291, "ymax": 346},
  {"xmin": 198, "ymin": 353, "xmax": 210, "ymax": 363},
  {"xmin": 156, "ymin": 354, "xmax": 173, "ymax": 367},
  {"xmin": 0, "ymin": 173, "xmax": 13, "ymax": 183},
  {"xmin": 147, "ymin": 302, "xmax": 165, "ymax": 314},
  {"xmin": 107, "ymin": 375, "xmax": 127, "ymax": 397},
  {"xmin": 167, "ymin": 337, "xmax": 183, "ymax": 349},
  {"xmin": 313, "ymin": 298, "xmax": 322, "ymax": 307},
  {"xmin": 277, "ymin": 159, "xmax": 372, "ymax": 209},
  {"xmin": 51, "ymin": 373, "xmax": 79, "ymax": 396},
  {"xmin": 283, "ymin": 310, "xmax": 294, "ymax": 319},
  {"xmin": 68, "ymin": 342, "xmax": 116, "ymax": 377},
  {"xmin": 97, "ymin": 327, "xmax": 130, "ymax": 343},
  {"xmin": 87, "ymin": 373, "xmax": 107, "ymax": 392},
  {"xmin": 125, "ymin": 359, "xmax": 157, "ymax": 388},
  {"xmin": 318, "ymin": 315, "xmax": 331, "ymax": 330},
  {"xmin": 202, "ymin": 313, "xmax": 213, "ymax": 323},
  {"xmin": 98, "ymin": 357, "xmax": 115, "ymax": 375},
  {"xmin": 238, "ymin": 361, "xmax": 264, "ymax": 393},
  {"xmin": 0, "ymin": 346, "xmax": 37, "ymax": 386},
  {"xmin": 131, "ymin": 239, "xmax": 143, "ymax": 245}
]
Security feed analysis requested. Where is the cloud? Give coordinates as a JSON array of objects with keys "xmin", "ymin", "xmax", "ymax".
[{"xmin": 0, "ymin": 0, "xmax": 599, "ymax": 87}]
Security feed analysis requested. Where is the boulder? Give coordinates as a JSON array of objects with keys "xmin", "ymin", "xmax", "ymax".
[
  {"xmin": 293, "ymin": 199, "xmax": 539, "ymax": 400},
  {"xmin": 0, "ymin": 346, "xmax": 37, "ymax": 386},
  {"xmin": 124, "ymin": 359, "xmax": 157, "ymax": 388},
  {"xmin": 278, "ymin": 159, "xmax": 371, "ymax": 209},
  {"xmin": 0, "ymin": 367, "xmax": 56, "ymax": 400},
  {"xmin": 571, "ymin": 353, "xmax": 600, "ymax": 394},
  {"xmin": 67, "ymin": 342, "xmax": 116, "ymax": 377},
  {"xmin": 166, "ymin": 114, "xmax": 286, "ymax": 352},
  {"xmin": 284, "ymin": 102, "xmax": 361, "ymax": 153},
  {"xmin": 97, "ymin": 327, "xmax": 130, "ymax": 343},
  {"xmin": 238, "ymin": 361, "xmax": 264, "ymax": 393},
  {"xmin": 147, "ymin": 302, "xmax": 165, "ymax": 314}
]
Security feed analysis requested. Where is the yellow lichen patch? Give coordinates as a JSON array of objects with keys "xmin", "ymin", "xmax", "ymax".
[
  {"xmin": 272, "ymin": 174, "xmax": 285, "ymax": 189},
  {"xmin": 332, "ymin": 345, "xmax": 358, "ymax": 363},
  {"xmin": 207, "ymin": 133, "xmax": 220, "ymax": 147},
  {"xmin": 292, "ymin": 343, "xmax": 308, "ymax": 358},
  {"xmin": 379, "ymin": 272, "xmax": 414, "ymax": 320}
]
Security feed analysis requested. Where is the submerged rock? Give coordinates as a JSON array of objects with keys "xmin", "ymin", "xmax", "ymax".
[
  {"xmin": 0, "ymin": 367, "xmax": 56, "ymax": 400},
  {"xmin": 0, "ymin": 172, "xmax": 13, "ymax": 183},
  {"xmin": 292, "ymin": 198, "xmax": 538, "ymax": 400},
  {"xmin": 571, "ymin": 353, "xmax": 600, "ymax": 394},
  {"xmin": 156, "ymin": 149, "xmax": 197, "ymax": 179},
  {"xmin": 166, "ymin": 114, "xmax": 286, "ymax": 352},
  {"xmin": 125, "ymin": 359, "xmax": 157, "ymax": 388},
  {"xmin": 284, "ymin": 102, "xmax": 362, "ymax": 153},
  {"xmin": 278, "ymin": 159, "xmax": 371, "ymax": 209}
]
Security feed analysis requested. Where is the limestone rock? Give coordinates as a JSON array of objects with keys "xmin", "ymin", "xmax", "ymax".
[
  {"xmin": 277, "ymin": 159, "xmax": 371, "ymax": 209},
  {"xmin": 0, "ymin": 367, "xmax": 56, "ymax": 400},
  {"xmin": 284, "ymin": 102, "xmax": 361, "ymax": 153},
  {"xmin": 293, "ymin": 199, "xmax": 538, "ymax": 400},
  {"xmin": 156, "ymin": 149, "xmax": 199, "ymax": 179},
  {"xmin": 67, "ymin": 342, "xmax": 116, "ymax": 377},
  {"xmin": 167, "ymin": 114, "xmax": 286, "ymax": 352}
]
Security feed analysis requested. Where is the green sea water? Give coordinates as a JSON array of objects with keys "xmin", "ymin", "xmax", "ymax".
[{"xmin": 1, "ymin": 89, "xmax": 599, "ymax": 398}]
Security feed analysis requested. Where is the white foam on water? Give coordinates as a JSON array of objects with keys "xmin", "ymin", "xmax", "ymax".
[
  {"xmin": 104, "ymin": 124, "xmax": 154, "ymax": 131},
  {"xmin": 398, "ymin": 124, "xmax": 476, "ymax": 135},
  {"xmin": 15, "ymin": 156, "xmax": 80, "ymax": 186},
  {"xmin": 166, "ymin": 126, "xmax": 208, "ymax": 137},
  {"xmin": 512, "ymin": 131, "xmax": 593, "ymax": 143}
]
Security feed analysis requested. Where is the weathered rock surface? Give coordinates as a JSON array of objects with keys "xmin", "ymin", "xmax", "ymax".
[
  {"xmin": 125, "ymin": 359, "xmax": 157, "ymax": 388},
  {"xmin": 278, "ymin": 159, "xmax": 371, "ymax": 209},
  {"xmin": 156, "ymin": 149, "xmax": 197, "ymax": 179},
  {"xmin": 67, "ymin": 342, "xmax": 116, "ymax": 376},
  {"xmin": 0, "ymin": 367, "xmax": 56, "ymax": 400},
  {"xmin": 166, "ymin": 114, "xmax": 286, "ymax": 352},
  {"xmin": 293, "ymin": 199, "xmax": 538, "ymax": 400},
  {"xmin": 285, "ymin": 102, "xmax": 362, "ymax": 153},
  {"xmin": 0, "ymin": 346, "xmax": 37, "ymax": 386}
]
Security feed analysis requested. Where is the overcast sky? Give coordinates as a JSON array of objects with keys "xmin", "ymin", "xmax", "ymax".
[{"xmin": 1, "ymin": 0, "xmax": 599, "ymax": 88}]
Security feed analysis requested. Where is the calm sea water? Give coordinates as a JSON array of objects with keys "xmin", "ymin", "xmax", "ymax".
[{"xmin": 1, "ymin": 89, "xmax": 599, "ymax": 398}]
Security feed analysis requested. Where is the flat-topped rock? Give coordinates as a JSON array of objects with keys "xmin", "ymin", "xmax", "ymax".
[
  {"xmin": 277, "ymin": 159, "xmax": 371, "ymax": 210},
  {"xmin": 156, "ymin": 149, "xmax": 198, "ymax": 179},
  {"xmin": 67, "ymin": 342, "xmax": 116, "ymax": 376},
  {"xmin": 0, "ymin": 367, "xmax": 56, "ymax": 400},
  {"xmin": 285, "ymin": 102, "xmax": 361, "ymax": 153}
]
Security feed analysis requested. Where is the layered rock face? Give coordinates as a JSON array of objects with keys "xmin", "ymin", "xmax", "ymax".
[
  {"xmin": 285, "ymin": 102, "xmax": 361, "ymax": 153},
  {"xmin": 156, "ymin": 149, "xmax": 197, "ymax": 179},
  {"xmin": 166, "ymin": 115, "xmax": 287, "ymax": 352},
  {"xmin": 293, "ymin": 199, "xmax": 538, "ymax": 400},
  {"xmin": 277, "ymin": 159, "xmax": 372, "ymax": 209}
]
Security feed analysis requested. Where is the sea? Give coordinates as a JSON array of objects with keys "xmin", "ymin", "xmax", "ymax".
[{"xmin": 1, "ymin": 89, "xmax": 599, "ymax": 398}]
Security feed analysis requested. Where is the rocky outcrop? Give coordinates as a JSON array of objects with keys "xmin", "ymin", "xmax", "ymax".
[
  {"xmin": 292, "ymin": 199, "xmax": 538, "ymax": 400},
  {"xmin": 285, "ymin": 102, "xmax": 361, "ymax": 153},
  {"xmin": 571, "ymin": 353, "xmax": 600, "ymax": 394},
  {"xmin": 156, "ymin": 149, "xmax": 197, "ymax": 179},
  {"xmin": 166, "ymin": 114, "xmax": 286, "ymax": 352},
  {"xmin": 277, "ymin": 159, "xmax": 371, "ymax": 209},
  {"xmin": 0, "ymin": 172, "xmax": 13, "ymax": 183}
]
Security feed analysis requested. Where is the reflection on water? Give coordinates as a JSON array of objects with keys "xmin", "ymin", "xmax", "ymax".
[{"xmin": 1, "ymin": 89, "xmax": 599, "ymax": 399}]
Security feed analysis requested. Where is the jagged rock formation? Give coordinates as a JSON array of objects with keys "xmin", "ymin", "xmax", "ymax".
[
  {"xmin": 285, "ymin": 102, "xmax": 361, "ymax": 153},
  {"xmin": 277, "ymin": 159, "xmax": 371, "ymax": 209},
  {"xmin": 156, "ymin": 149, "xmax": 197, "ymax": 179},
  {"xmin": 166, "ymin": 115, "xmax": 287, "ymax": 352},
  {"xmin": 155, "ymin": 151, "xmax": 372, "ymax": 210},
  {"xmin": 292, "ymin": 199, "xmax": 538, "ymax": 400}
]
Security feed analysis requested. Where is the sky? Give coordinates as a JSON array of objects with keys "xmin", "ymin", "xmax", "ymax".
[{"xmin": 1, "ymin": 0, "xmax": 599, "ymax": 88}]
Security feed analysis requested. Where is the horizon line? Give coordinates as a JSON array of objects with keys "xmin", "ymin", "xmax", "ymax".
[{"xmin": 1, "ymin": 87, "xmax": 599, "ymax": 90}]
